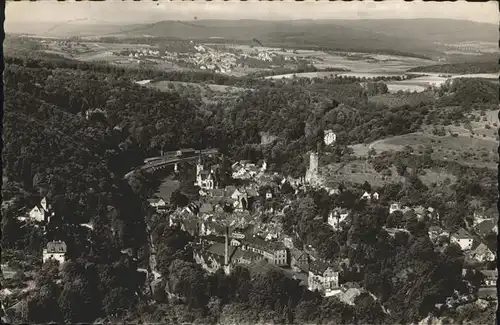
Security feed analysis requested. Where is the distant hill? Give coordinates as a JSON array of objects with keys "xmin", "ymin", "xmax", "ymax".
[{"xmin": 6, "ymin": 19, "xmax": 497, "ymax": 59}]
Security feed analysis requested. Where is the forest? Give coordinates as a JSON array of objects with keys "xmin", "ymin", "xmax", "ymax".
[
  {"xmin": 2, "ymin": 52, "xmax": 498, "ymax": 324},
  {"xmin": 408, "ymin": 61, "xmax": 498, "ymax": 74}
]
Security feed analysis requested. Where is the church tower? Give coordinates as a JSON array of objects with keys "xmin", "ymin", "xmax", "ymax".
[{"xmin": 196, "ymin": 154, "xmax": 204, "ymax": 187}]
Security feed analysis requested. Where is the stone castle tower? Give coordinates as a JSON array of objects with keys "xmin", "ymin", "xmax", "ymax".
[
  {"xmin": 305, "ymin": 150, "xmax": 319, "ymax": 184},
  {"xmin": 309, "ymin": 152, "xmax": 319, "ymax": 174}
]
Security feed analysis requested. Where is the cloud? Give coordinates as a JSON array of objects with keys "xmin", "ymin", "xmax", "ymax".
[{"xmin": 5, "ymin": 1, "xmax": 498, "ymax": 24}]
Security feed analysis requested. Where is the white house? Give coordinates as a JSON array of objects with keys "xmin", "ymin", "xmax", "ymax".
[
  {"xmin": 28, "ymin": 197, "xmax": 51, "ymax": 222},
  {"xmin": 147, "ymin": 198, "xmax": 167, "ymax": 212},
  {"xmin": 389, "ymin": 203, "xmax": 401, "ymax": 214},
  {"xmin": 450, "ymin": 228, "xmax": 474, "ymax": 251},
  {"xmin": 29, "ymin": 206, "xmax": 46, "ymax": 222},
  {"xmin": 361, "ymin": 191, "xmax": 372, "ymax": 200},
  {"xmin": 308, "ymin": 260, "xmax": 341, "ymax": 297},
  {"xmin": 42, "ymin": 241, "xmax": 67, "ymax": 265},
  {"xmin": 360, "ymin": 191, "xmax": 379, "ymax": 201},
  {"xmin": 266, "ymin": 191, "xmax": 273, "ymax": 200},
  {"xmin": 481, "ymin": 270, "xmax": 497, "ymax": 287},
  {"xmin": 468, "ymin": 243, "xmax": 496, "ymax": 263},
  {"xmin": 328, "ymin": 209, "xmax": 350, "ymax": 231}
]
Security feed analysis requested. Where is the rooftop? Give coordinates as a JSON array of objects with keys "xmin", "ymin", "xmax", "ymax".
[
  {"xmin": 309, "ymin": 260, "xmax": 341, "ymax": 275},
  {"xmin": 243, "ymin": 236, "xmax": 286, "ymax": 252},
  {"xmin": 147, "ymin": 198, "xmax": 165, "ymax": 204},
  {"xmin": 480, "ymin": 269, "xmax": 498, "ymax": 279},
  {"xmin": 46, "ymin": 241, "xmax": 67, "ymax": 253},
  {"xmin": 474, "ymin": 219, "xmax": 497, "ymax": 236},
  {"xmin": 452, "ymin": 228, "xmax": 473, "ymax": 239}
]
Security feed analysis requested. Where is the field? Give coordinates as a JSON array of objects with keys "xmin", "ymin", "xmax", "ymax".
[
  {"xmin": 321, "ymin": 160, "xmax": 456, "ymax": 188},
  {"xmin": 339, "ymin": 108, "xmax": 498, "ymax": 187},
  {"xmin": 351, "ymin": 130, "xmax": 497, "ymax": 170}
]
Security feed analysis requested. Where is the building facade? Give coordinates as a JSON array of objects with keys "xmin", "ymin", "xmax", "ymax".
[
  {"xmin": 42, "ymin": 241, "xmax": 67, "ymax": 265},
  {"xmin": 308, "ymin": 260, "xmax": 341, "ymax": 297},
  {"xmin": 451, "ymin": 229, "xmax": 474, "ymax": 251}
]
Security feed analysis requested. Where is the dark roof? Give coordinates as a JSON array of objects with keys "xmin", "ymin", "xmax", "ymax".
[
  {"xmin": 200, "ymin": 170, "xmax": 214, "ymax": 179},
  {"xmin": 309, "ymin": 260, "xmax": 340, "ymax": 275},
  {"xmin": 199, "ymin": 203, "xmax": 214, "ymax": 214},
  {"xmin": 478, "ymin": 287, "xmax": 496, "ymax": 299},
  {"xmin": 207, "ymin": 242, "xmax": 236, "ymax": 257},
  {"xmin": 234, "ymin": 249, "xmax": 263, "ymax": 262},
  {"xmin": 209, "ymin": 189, "xmax": 225, "ymax": 198},
  {"xmin": 225, "ymin": 186, "xmax": 237, "ymax": 197},
  {"xmin": 452, "ymin": 228, "xmax": 473, "ymax": 239},
  {"xmin": 46, "ymin": 241, "xmax": 67, "ymax": 253},
  {"xmin": 480, "ymin": 269, "xmax": 498, "ymax": 279},
  {"xmin": 242, "ymin": 236, "xmax": 286, "ymax": 253},
  {"xmin": 428, "ymin": 225, "xmax": 444, "ymax": 232},
  {"xmin": 201, "ymin": 234, "xmax": 225, "ymax": 244},
  {"xmin": 147, "ymin": 198, "xmax": 165, "ymax": 204},
  {"xmin": 290, "ymin": 248, "xmax": 307, "ymax": 260},
  {"xmin": 182, "ymin": 218, "xmax": 198, "ymax": 232},
  {"xmin": 474, "ymin": 219, "xmax": 497, "ymax": 236}
]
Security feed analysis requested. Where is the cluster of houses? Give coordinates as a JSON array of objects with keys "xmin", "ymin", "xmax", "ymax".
[
  {"xmin": 17, "ymin": 197, "xmax": 54, "ymax": 224},
  {"xmin": 231, "ymin": 160, "xmax": 267, "ymax": 180},
  {"xmin": 146, "ymin": 148, "xmax": 499, "ymax": 301},
  {"xmin": 190, "ymin": 224, "xmax": 343, "ymax": 297}
]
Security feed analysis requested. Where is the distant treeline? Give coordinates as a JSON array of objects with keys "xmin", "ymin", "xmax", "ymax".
[
  {"xmin": 4, "ymin": 55, "xmax": 243, "ymax": 86},
  {"xmin": 408, "ymin": 61, "xmax": 499, "ymax": 74},
  {"xmin": 249, "ymin": 66, "xmax": 350, "ymax": 78}
]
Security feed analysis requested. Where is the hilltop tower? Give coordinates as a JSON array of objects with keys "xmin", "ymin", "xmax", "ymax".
[
  {"xmin": 305, "ymin": 151, "xmax": 319, "ymax": 184},
  {"xmin": 309, "ymin": 152, "xmax": 319, "ymax": 174}
]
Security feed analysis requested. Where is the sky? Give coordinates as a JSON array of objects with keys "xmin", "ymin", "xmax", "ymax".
[{"xmin": 5, "ymin": 1, "xmax": 499, "ymax": 25}]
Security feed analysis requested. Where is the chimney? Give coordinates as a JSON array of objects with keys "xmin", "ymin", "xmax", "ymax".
[{"xmin": 224, "ymin": 226, "xmax": 229, "ymax": 266}]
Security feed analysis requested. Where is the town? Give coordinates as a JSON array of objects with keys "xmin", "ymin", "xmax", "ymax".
[
  {"xmin": 3, "ymin": 3, "xmax": 499, "ymax": 325},
  {"xmin": 3, "ymin": 127, "xmax": 497, "ymax": 323}
]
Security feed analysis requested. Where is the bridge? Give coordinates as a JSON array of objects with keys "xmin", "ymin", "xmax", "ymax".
[{"xmin": 124, "ymin": 148, "xmax": 219, "ymax": 179}]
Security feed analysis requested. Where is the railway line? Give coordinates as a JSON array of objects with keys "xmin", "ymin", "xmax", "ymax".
[{"xmin": 124, "ymin": 148, "xmax": 219, "ymax": 179}]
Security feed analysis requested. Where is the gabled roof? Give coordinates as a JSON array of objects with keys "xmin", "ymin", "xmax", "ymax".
[
  {"xmin": 224, "ymin": 186, "xmax": 237, "ymax": 197},
  {"xmin": 480, "ymin": 269, "xmax": 498, "ymax": 279},
  {"xmin": 474, "ymin": 219, "xmax": 497, "ymax": 236},
  {"xmin": 46, "ymin": 241, "xmax": 67, "ymax": 253},
  {"xmin": 243, "ymin": 236, "xmax": 286, "ymax": 253},
  {"xmin": 199, "ymin": 171, "xmax": 214, "ymax": 180},
  {"xmin": 209, "ymin": 189, "xmax": 225, "ymax": 198},
  {"xmin": 199, "ymin": 203, "xmax": 214, "ymax": 214},
  {"xmin": 452, "ymin": 228, "xmax": 473, "ymax": 239},
  {"xmin": 246, "ymin": 188, "xmax": 259, "ymax": 197},
  {"xmin": 428, "ymin": 225, "xmax": 444, "ymax": 232},
  {"xmin": 147, "ymin": 198, "xmax": 165, "ymax": 204},
  {"xmin": 309, "ymin": 260, "xmax": 340, "ymax": 275},
  {"xmin": 201, "ymin": 234, "xmax": 225, "ymax": 244},
  {"xmin": 234, "ymin": 249, "xmax": 263, "ymax": 262},
  {"xmin": 290, "ymin": 248, "xmax": 308, "ymax": 261},
  {"xmin": 471, "ymin": 243, "xmax": 494, "ymax": 255}
]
